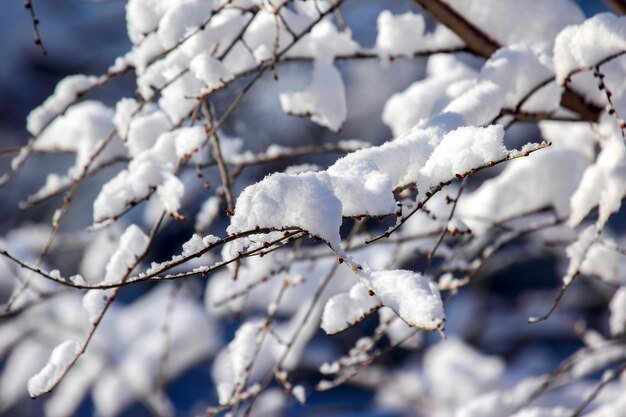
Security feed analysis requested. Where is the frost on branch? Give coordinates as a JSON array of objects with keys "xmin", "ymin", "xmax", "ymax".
[{"xmin": 28, "ymin": 340, "xmax": 81, "ymax": 398}]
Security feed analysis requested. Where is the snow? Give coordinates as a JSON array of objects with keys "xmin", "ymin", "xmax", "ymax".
[
  {"xmin": 456, "ymin": 376, "xmax": 548, "ymax": 417},
  {"xmin": 443, "ymin": 0, "xmax": 584, "ymax": 47},
  {"xmin": 376, "ymin": 11, "xmax": 425, "ymax": 57},
  {"xmin": 190, "ymin": 51, "xmax": 234, "ymax": 92},
  {"xmin": 321, "ymin": 283, "xmax": 382, "ymax": 335},
  {"xmin": 554, "ymin": 13, "xmax": 626, "ymax": 84},
  {"xmin": 27, "ymin": 340, "xmax": 81, "ymax": 398},
  {"xmin": 82, "ymin": 225, "xmax": 149, "ymax": 323},
  {"xmin": 228, "ymin": 320, "xmax": 262, "ymax": 387},
  {"xmin": 157, "ymin": 172, "xmax": 185, "ymax": 214},
  {"xmin": 196, "ymin": 196, "xmax": 221, "ymax": 231},
  {"xmin": 480, "ymin": 43, "xmax": 561, "ymax": 112},
  {"xmin": 292, "ymin": 385, "xmax": 306, "ymax": 404},
  {"xmin": 358, "ymin": 269, "xmax": 444, "ymax": 330},
  {"xmin": 382, "ymin": 54, "xmax": 476, "ymax": 136},
  {"xmin": 441, "ymin": 80, "xmax": 504, "ymax": 126},
  {"xmin": 34, "ymin": 101, "xmax": 123, "ymax": 174},
  {"xmin": 564, "ymin": 225, "xmax": 599, "ymax": 285},
  {"xmin": 423, "ymin": 337, "xmax": 504, "ymax": 405},
  {"xmin": 610, "ymin": 287, "xmax": 626, "ymax": 336},
  {"xmin": 279, "ymin": 61, "xmax": 347, "ymax": 132},
  {"xmin": 569, "ymin": 136, "xmax": 626, "ymax": 228},
  {"xmin": 287, "ymin": 19, "xmax": 359, "ymax": 61},
  {"xmin": 416, "ymin": 125, "xmax": 507, "ymax": 194},
  {"xmin": 156, "ymin": 0, "xmax": 214, "ymax": 49},
  {"xmin": 125, "ymin": 107, "xmax": 172, "ymax": 156},
  {"xmin": 228, "ymin": 171, "xmax": 343, "ymax": 248},
  {"xmin": 93, "ymin": 132, "xmax": 183, "ymax": 221},
  {"xmin": 27, "ymin": 75, "xmax": 100, "ymax": 136},
  {"xmin": 460, "ymin": 148, "xmax": 588, "ymax": 228}
]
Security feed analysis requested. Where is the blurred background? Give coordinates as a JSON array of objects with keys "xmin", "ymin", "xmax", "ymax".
[{"xmin": 0, "ymin": 1, "xmax": 615, "ymax": 416}]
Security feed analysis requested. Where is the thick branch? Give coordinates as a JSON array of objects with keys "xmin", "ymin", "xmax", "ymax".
[{"xmin": 413, "ymin": 0, "xmax": 602, "ymax": 122}]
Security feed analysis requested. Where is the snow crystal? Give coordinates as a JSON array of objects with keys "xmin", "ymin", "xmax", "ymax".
[
  {"xmin": 27, "ymin": 75, "xmax": 99, "ymax": 136},
  {"xmin": 28, "ymin": 340, "xmax": 80, "ymax": 398},
  {"xmin": 190, "ymin": 51, "xmax": 235, "ymax": 92},
  {"xmin": 279, "ymin": 61, "xmax": 347, "ymax": 132},
  {"xmin": 228, "ymin": 171, "xmax": 343, "ymax": 248},
  {"xmin": 359, "ymin": 269, "xmax": 444, "ymax": 330},
  {"xmin": 321, "ymin": 283, "xmax": 381, "ymax": 335},
  {"xmin": 554, "ymin": 13, "xmax": 626, "ymax": 84},
  {"xmin": 610, "ymin": 287, "xmax": 626, "ymax": 336}
]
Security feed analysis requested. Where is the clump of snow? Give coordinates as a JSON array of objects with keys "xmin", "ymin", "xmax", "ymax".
[
  {"xmin": 610, "ymin": 287, "xmax": 626, "ymax": 336},
  {"xmin": 554, "ymin": 13, "xmax": 626, "ymax": 84},
  {"xmin": 228, "ymin": 171, "xmax": 343, "ymax": 248},
  {"xmin": 279, "ymin": 61, "xmax": 347, "ymax": 132},
  {"xmin": 443, "ymin": 0, "xmax": 584, "ymax": 47},
  {"xmin": 376, "ymin": 11, "xmax": 425, "ymax": 57},
  {"xmin": 196, "ymin": 196, "xmax": 221, "ymax": 231},
  {"xmin": 382, "ymin": 54, "xmax": 476, "ymax": 136},
  {"xmin": 321, "ymin": 283, "xmax": 382, "ymax": 335},
  {"xmin": 82, "ymin": 225, "xmax": 149, "ymax": 323},
  {"xmin": 358, "ymin": 269, "xmax": 444, "ymax": 330},
  {"xmin": 460, "ymin": 148, "xmax": 588, "ymax": 229},
  {"xmin": 424, "ymin": 337, "xmax": 504, "ymax": 405},
  {"xmin": 27, "ymin": 340, "xmax": 81, "ymax": 398},
  {"xmin": 456, "ymin": 376, "xmax": 548, "ymax": 417},
  {"xmin": 27, "ymin": 75, "xmax": 99, "ymax": 136},
  {"xmin": 569, "ymin": 136, "xmax": 626, "ymax": 228},
  {"xmin": 124, "ymin": 106, "xmax": 172, "ymax": 156},
  {"xmin": 93, "ymin": 132, "xmax": 186, "ymax": 221},
  {"xmin": 190, "ymin": 51, "xmax": 235, "ymax": 92},
  {"xmin": 564, "ymin": 225, "xmax": 598, "ymax": 285},
  {"xmin": 442, "ymin": 80, "xmax": 504, "ymax": 126},
  {"xmin": 292, "ymin": 385, "xmax": 306, "ymax": 404},
  {"xmin": 480, "ymin": 43, "xmax": 560, "ymax": 112},
  {"xmin": 156, "ymin": 0, "xmax": 214, "ymax": 49},
  {"xmin": 287, "ymin": 19, "xmax": 359, "ymax": 61},
  {"xmin": 416, "ymin": 125, "xmax": 507, "ymax": 194},
  {"xmin": 228, "ymin": 320, "xmax": 262, "ymax": 388}
]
